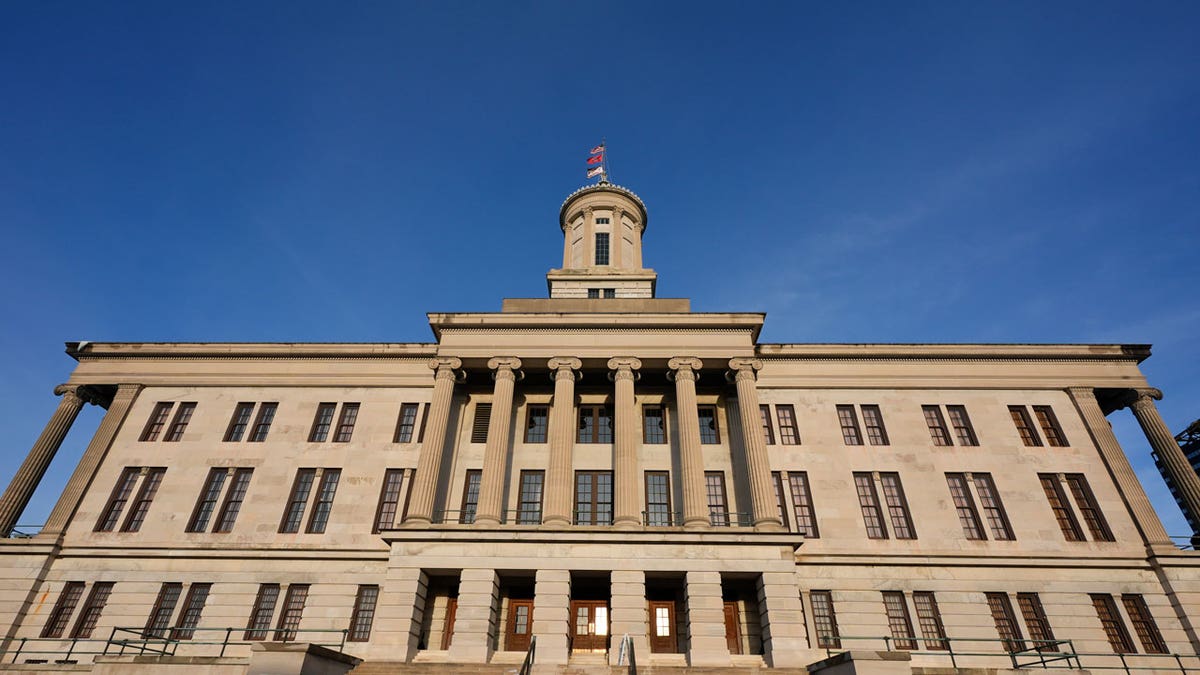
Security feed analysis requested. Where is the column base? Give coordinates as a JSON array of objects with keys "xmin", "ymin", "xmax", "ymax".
[
  {"xmin": 400, "ymin": 516, "xmax": 432, "ymax": 528},
  {"xmin": 541, "ymin": 515, "xmax": 571, "ymax": 527},
  {"xmin": 613, "ymin": 516, "xmax": 641, "ymax": 530},
  {"xmin": 473, "ymin": 515, "xmax": 501, "ymax": 527},
  {"xmin": 753, "ymin": 518, "xmax": 786, "ymax": 532},
  {"xmin": 683, "ymin": 517, "xmax": 711, "ymax": 529}
]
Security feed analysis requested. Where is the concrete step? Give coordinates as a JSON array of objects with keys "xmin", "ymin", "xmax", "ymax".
[{"xmin": 347, "ymin": 661, "xmax": 809, "ymax": 674}]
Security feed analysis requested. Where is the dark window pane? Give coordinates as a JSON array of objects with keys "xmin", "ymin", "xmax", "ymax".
[
  {"xmin": 759, "ymin": 405, "xmax": 775, "ymax": 445},
  {"xmin": 705, "ymin": 472, "xmax": 729, "ymax": 526},
  {"xmin": 71, "ymin": 582, "xmax": 115, "ymax": 639},
  {"xmin": 788, "ymin": 472, "xmax": 819, "ymax": 538},
  {"xmin": 698, "ymin": 406, "xmax": 719, "ymax": 444},
  {"xmin": 973, "ymin": 473, "xmax": 1015, "ymax": 540},
  {"xmin": 172, "ymin": 583, "xmax": 211, "ymax": 640},
  {"xmin": 187, "ymin": 469, "xmax": 228, "ymax": 533},
  {"xmin": 225, "ymin": 403, "xmax": 255, "ymax": 442},
  {"xmin": 810, "ymin": 591, "xmax": 841, "ymax": 648},
  {"xmin": 309, "ymin": 403, "xmax": 336, "ymax": 442},
  {"xmin": 837, "ymin": 406, "xmax": 862, "ymax": 445},
  {"xmin": 1122, "ymin": 594, "xmax": 1167, "ymax": 654},
  {"xmin": 1065, "ymin": 474, "xmax": 1113, "ymax": 541},
  {"xmin": 121, "ymin": 467, "xmax": 166, "ymax": 532},
  {"xmin": 882, "ymin": 591, "xmax": 917, "ymax": 650},
  {"xmin": 245, "ymin": 584, "xmax": 280, "ymax": 640},
  {"xmin": 923, "ymin": 406, "xmax": 952, "ymax": 446},
  {"xmin": 333, "ymin": 403, "xmax": 359, "ymax": 443},
  {"xmin": 947, "ymin": 405, "xmax": 978, "ymax": 446},
  {"xmin": 1039, "ymin": 474, "xmax": 1085, "ymax": 541},
  {"xmin": 214, "ymin": 469, "xmax": 253, "ymax": 533},
  {"xmin": 275, "ymin": 585, "xmax": 309, "ymax": 641},
  {"xmin": 517, "ymin": 471, "xmax": 544, "ymax": 524},
  {"xmin": 141, "ymin": 403, "xmax": 174, "ymax": 442},
  {"xmin": 987, "ymin": 592, "xmax": 1026, "ymax": 652},
  {"xmin": 459, "ymin": 470, "xmax": 482, "ymax": 524},
  {"xmin": 854, "ymin": 473, "xmax": 887, "ymax": 539},
  {"xmin": 280, "ymin": 469, "xmax": 316, "ymax": 533},
  {"xmin": 879, "ymin": 472, "xmax": 915, "ymax": 539},
  {"xmin": 1091, "ymin": 594, "xmax": 1136, "ymax": 653},
  {"xmin": 96, "ymin": 467, "xmax": 140, "ymax": 532},
  {"xmin": 471, "ymin": 403, "xmax": 492, "ymax": 443},
  {"xmin": 349, "ymin": 585, "xmax": 380, "ymax": 642},
  {"xmin": 913, "ymin": 592, "xmax": 948, "ymax": 650},
  {"xmin": 145, "ymin": 583, "xmax": 182, "ymax": 638},
  {"xmin": 395, "ymin": 403, "xmax": 419, "ymax": 443},
  {"xmin": 306, "ymin": 469, "xmax": 341, "ymax": 533},
  {"xmin": 643, "ymin": 406, "xmax": 666, "ymax": 444},
  {"xmin": 946, "ymin": 473, "xmax": 986, "ymax": 540},
  {"xmin": 862, "ymin": 405, "xmax": 889, "ymax": 445},
  {"xmin": 645, "ymin": 471, "xmax": 672, "ymax": 526},
  {"xmin": 1010, "ymin": 406, "xmax": 1043, "ymax": 447},
  {"xmin": 41, "ymin": 582, "xmax": 85, "ymax": 638},
  {"xmin": 525, "ymin": 405, "xmax": 549, "ymax": 443},
  {"xmin": 374, "ymin": 469, "xmax": 406, "ymax": 533},
  {"xmin": 777, "ymin": 405, "xmax": 800, "ymax": 445},
  {"xmin": 248, "ymin": 403, "xmax": 277, "ymax": 442},
  {"xmin": 1033, "ymin": 406, "xmax": 1068, "ymax": 447},
  {"xmin": 164, "ymin": 403, "xmax": 196, "ymax": 442}
]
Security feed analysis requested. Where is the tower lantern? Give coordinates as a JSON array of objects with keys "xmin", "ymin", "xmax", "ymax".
[{"xmin": 548, "ymin": 182, "xmax": 656, "ymax": 299}]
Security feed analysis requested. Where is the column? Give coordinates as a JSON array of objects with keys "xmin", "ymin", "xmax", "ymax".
[
  {"xmin": 669, "ymin": 357, "xmax": 709, "ymax": 528},
  {"xmin": 756, "ymin": 572, "xmax": 810, "ymax": 668},
  {"xmin": 447, "ymin": 568, "xmax": 499, "ymax": 662},
  {"xmin": 41, "ymin": 384, "xmax": 138, "ymax": 537},
  {"xmin": 475, "ymin": 357, "xmax": 522, "ymax": 526},
  {"xmin": 583, "ymin": 207, "xmax": 596, "ymax": 269},
  {"xmin": 609, "ymin": 570, "xmax": 648, "ymax": 666},
  {"xmin": 533, "ymin": 568, "xmax": 571, "ymax": 665},
  {"xmin": 1067, "ymin": 387, "xmax": 1172, "ymax": 546},
  {"xmin": 728, "ymin": 358, "xmax": 784, "ymax": 531},
  {"xmin": 544, "ymin": 357, "xmax": 582, "ymax": 526},
  {"xmin": 1124, "ymin": 388, "xmax": 1200, "ymax": 543},
  {"xmin": 0, "ymin": 385, "xmax": 91, "ymax": 535},
  {"xmin": 611, "ymin": 207, "xmax": 624, "ymax": 269},
  {"xmin": 404, "ymin": 357, "xmax": 463, "ymax": 525},
  {"xmin": 684, "ymin": 570, "xmax": 731, "ymax": 667},
  {"xmin": 608, "ymin": 357, "xmax": 642, "ymax": 529}
]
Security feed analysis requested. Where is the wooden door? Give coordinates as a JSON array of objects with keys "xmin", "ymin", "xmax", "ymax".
[
  {"xmin": 723, "ymin": 601, "xmax": 742, "ymax": 655},
  {"xmin": 569, "ymin": 600, "xmax": 609, "ymax": 652},
  {"xmin": 506, "ymin": 599, "xmax": 534, "ymax": 652},
  {"xmin": 648, "ymin": 600, "xmax": 677, "ymax": 653},
  {"xmin": 440, "ymin": 597, "xmax": 458, "ymax": 650}
]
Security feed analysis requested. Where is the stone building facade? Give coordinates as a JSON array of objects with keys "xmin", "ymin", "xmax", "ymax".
[{"xmin": 1, "ymin": 181, "xmax": 1199, "ymax": 673}]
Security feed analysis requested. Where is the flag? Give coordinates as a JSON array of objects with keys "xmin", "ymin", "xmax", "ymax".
[
  {"xmin": 590, "ymin": 144, "xmax": 605, "ymax": 155},
  {"xmin": 587, "ymin": 165, "xmax": 605, "ymax": 178},
  {"xmin": 587, "ymin": 154, "xmax": 604, "ymax": 165}
]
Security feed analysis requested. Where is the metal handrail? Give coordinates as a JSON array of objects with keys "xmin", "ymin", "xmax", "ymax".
[
  {"xmin": 3, "ymin": 626, "xmax": 351, "ymax": 664},
  {"xmin": 502, "ymin": 508, "xmax": 543, "ymax": 525},
  {"xmin": 517, "ymin": 635, "xmax": 536, "ymax": 675}
]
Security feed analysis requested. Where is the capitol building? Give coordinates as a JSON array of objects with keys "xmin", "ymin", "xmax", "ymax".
[{"xmin": 0, "ymin": 180, "xmax": 1197, "ymax": 674}]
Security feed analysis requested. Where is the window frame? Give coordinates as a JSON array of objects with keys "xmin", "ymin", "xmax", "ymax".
[
  {"xmin": 248, "ymin": 403, "xmax": 277, "ymax": 442},
  {"xmin": 459, "ymin": 469, "xmax": 482, "ymax": 524},
  {"xmin": 837, "ymin": 405, "xmax": 863, "ymax": 445},
  {"xmin": 881, "ymin": 591, "xmax": 917, "ymax": 650},
  {"xmin": 516, "ymin": 470, "xmax": 545, "ymax": 524},
  {"xmin": 224, "ymin": 403, "xmax": 255, "ymax": 442},
  {"xmin": 594, "ymin": 232, "xmax": 610, "ymax": 265},
  {"xmin": 41, "ymin": 581, "xmax": 85, "ymax": 638},
  {"xmin": 577, "ymin": 405, "xmax": 613, "ymax": 444},
  {"xmin": 373, "ymin": 469, "xmax": 407, "ymax": 533},
  {"xmin": 394, "ymin": 403, "xmax": 420, "ymax": 443},
  {"xmin": 163, "ymin": 403, "xmax": 196, "ymax": 442},
  {"xmin": 986, "ymin": 592, "xmax": 1026, "ymax": 652},
  {"xmin": 776, "ymin": 404, "xmax": 800, "ymax": 445},
  {"xmin": 759, "ymin": 405, "xmax": 775, "ymax": 445},
  {"xmin": 1091, "ymin": 593, "xmax": 1136, "ymax": 654},
  {"xmin": 524, "ymin": 404, "xmax": 549, "ymax": 443},
  {"xmin": 305, "ymin": 469, "xmax": 341, "ymax": 533},
  {"xmin": 120, "ymin": 467, "xmax": 166, "ymax": 532},
  {"xmin": 348, "ymin": 585, "xmax": 380, "ymax": 642},
  {"xmin": 1010, "ymin": 406, "xmax": 1044, "ymax": 447},
  {"xmin": 1033, "ymin": 405, "xmax": 1068, "ymax": 447},
  {"xmin": 787, "ymin": 471, "xmax": 819, "ymax": 538},
  {"xmin": 244, "ymin": 584, "xmax": 281, "ymax": 641},
  {"xmin": 643, "ymin": 405, "xmax": 666, "ymax": 444},
  {"xmin": 332, "ymin": 403, "xmax": 359, "ymax": 443},
  {"xmin": 946, "ymin": 473, "xmax": 986, "ymax": 540},
  {"xmin": 308, "ymin": 403, "xmax": 336, "ymax": 442},
  {"xmin": 705, "ymin": 471, "xmax": 730, "ymax": 526},
  {"xmin": 574, "ymin": 470, "xmax": 614, "ymax": 525},
  {"xmin": 140, "ymin": 402, "xmax": 174, "ymax": 442},
  {"xmin": 645, "ymin": 471, "xmax": 672, "ymax": 527},
  {"xmin": 697, "ymin": 405, "xmax": 720, "ymax": 445},
  {"xmin": 879, "ymin": 472, "xmax": 916, "ymax": 540},
  {"xmin": 70, "ymin": 582, "xmax": 114, "ymax": 639},
  {"xmin": 946, "ymin": 405, "xmax": 979, "ymax": 446},
  {"xmin": 810, "ymin": 590, "xmax": 841, "ymax": 649},
  {"xmin": 279, "ymin": 469, "xmax": 317, "ymax": 534}
]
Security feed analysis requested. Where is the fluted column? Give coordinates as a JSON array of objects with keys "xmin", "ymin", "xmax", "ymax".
[
  {"xmin": 475, "ymin": 357, "xmax": 522, "ymax": 526},
  {"xmin": 42, "ymin": 384, "xmax": 138, "ymax": 536},
  {"xmin": 1067, "ymin": 387, "xmax": 1172, "ymax": 546},
  {"xmin": 608, "ymin": 357, "xmax": 642, "ymax": 529},
  {"xmin": 0, "ymin": 386, "xmax": 94, "ymax": 535},
  {"xmin": 583, "ymin": 207, "xmax": 596, "ymax": 268},
  {"xmin": 404, "ymin": 357, "xmax": 463, "ymax": 525},
  {"xmin": 728, "ymin": 358, "xmax": 783, "ymax": 531},
  {"xmin": 544, "ymin": 357, "xmax": 582, "ymax": 526},
  {"xmin": 1124, "ymin": 388, "xmax": 1200, "ymax": 542},
  {"xmin": 669, "ymin": 357, "xmax": 709, "ymax": 528},
  {"xmin": 611, "ymin": 207, "xmax": 624, "ymax": 268}
]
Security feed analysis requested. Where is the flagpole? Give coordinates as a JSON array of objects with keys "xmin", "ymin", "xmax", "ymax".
[{"xmin": 602, "ymin": 136, "xmax": 610, "ymax": 183}]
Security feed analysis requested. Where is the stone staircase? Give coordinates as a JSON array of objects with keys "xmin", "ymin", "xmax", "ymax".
[{"xmin": 346, "ymin": 661, "xmax": 810, "ymax": 674}]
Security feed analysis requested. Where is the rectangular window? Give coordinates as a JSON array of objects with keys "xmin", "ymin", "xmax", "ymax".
[
  {"xmin": 459, "ymin": 469, "xmax": 482, "ymax": 524},
  {"xmin": 578, "ymin": 405, "xmax": 612, "ymax": 443},
  {"xmin": 394, "ymin": 403, "xmax": 420, "ymax": 443},
  {"xmin": 121, "ymin": 467, "xmax": 165, "ymax": 532},
  {"xmin": 374, "ymin": 469, "xmax": 406, "ymax": 533},
  {"xmin": 879, "ymin": 472, "xmax": 916, "ymax": 539},
  {"xmin": 759, "ymin": 405, "xmax": 775, "ymax": 445},
  {"xmin": 96, "ymin": 467, "xmax": 140, "ymax": 532},
  {"xmin": 1091, "ymin": 594, "xmax": 1136, "ymax": 654},
  {"xmin": 882, "ymin": 591, "xmax": 917, "ymax": 650},
  {"xmin": 245, "ymin": 584, "xmax": 280, "ymax": 640},
  {"xmin": 1040, "ymin": 474, "xmax": 1085, "ymax": 542},
  {"xmin": 164, "ymin": 403, "xmax": 196, "ymax": 442},
  {"xmin": 854, "ymin": 472, "xmax": 888, "ymax": 539},
  {"xmin": 643, "ymin": 405, "xmax": 666, "ymax": 444},
  {"xmin": 587, "ymin": 288, "xmax": 600, "ymax": 299},
  {"xmin": 280, "ymin": 469, "xmax": 317, "ymax": 533},
  {"xmin": 172, "ymin": 583, "xmax": 211, "ymax": 640},
  {"xmin": 645, "ymin": 471, "xmax": 672, "ymax": 526},
  {"xmin": 773, "ymin": 472, "xmax": 789, "ymax": 530},
  {"xmin": 1065, "ymin": 474, "xmax": 1114, "ymax": 541},
  {"xmin": 946, "ymin": 473, "xmax": 986, "ymax": 540},
  {"xmin": 837, "ymin": 405, "xmax": 863, "ymax": 445},
  {"xmin": 187, "ymin": 469, "xmax": 228, "ymax": 533},
  {"xmin": 225, "ymin": 403, "xmax": 255, "ymax": 442},
  {"xmin": 248, "ymin": 403, "xmax": 277, "ymax": 442},
  {"xmin": 524, "ymin": 405, "xmax": 549, "ymax": 443},
  {"xmin": 862, "ymin": 405, "xmax": 889, "ymax": 445},
  {"xmin": 1033, "ymin": 405, "xmax": 1068, "ymax": 447},
  {"xmin": 788, "ymin": 472, "xmax": 819, "ymax": 537},
  {"xmin": 145, "ymin": 583, "xmax": 182, "ymax": 638},
  {"xmin": 333, "ymin": 403, "xmax": 359, "ymax": 443},
  {"xmin": 41, "ymin": 582, "xmax": 85, "ymax": 638},
  {"xmin": 987, "ymin": 592, "xmax": 1026, "ymax": 652},
  {"xmin": 810, "ymin": 591, "xmax": 841, "ymax": 649},
  {"xmin": 309, "ymin": 403, "xmax": 336, "ymax": 442},
  {"xmin": 517, "ymin": 470, "xmax": 545, "ymax": 524},
  {"xmin": 946, "ymin": 405, "xmax": 978, "ymax": 446},
  {"xmin": 595, "ymin": 217, "xmax": 610, "ymax": 224},
  {"xmin": 595, "ymin": 232, "xmax": 610, "ymax": 265},
  {"xmin": 697, "ymin": 405, "xmax": 720, "ymax": 444},
  {"xmin": 602, "ymin": 288, "xmax": 616, "ymax": 298},
  {"xmin": 973, "ymin": 473, "xmax": 1015, "ymax": 540},
  {"xmin": 349, "ymin": 585, "xmax": 380, "ymax": 642},
  {"xmin": 214, "ymin": 468, "xmax": 253, "ymax": 533},
  {"xmin": 923, "ymin": 405, "xmax": 953, "ymax": 446},
  {"xmin": 306, "ymin": 469, "xmax": 341, "ymax": 533},
  {"xmin": 71, "ymin": 582, "xmax": 114, "ymax": 639},
  {"xmin": 275, "ymin": 585, "xmax": 309, "ymax": 641},
  {"xmin": 574, "ymin": 471, "xmax": 613, "ymax": 525},
  {"xmin": 705, "ymin": 472, "xmax": 729, "ymax": 526},
  {"xmin": 913, "ymin": 591, "xmax": 948, "ymax": 650},
  {"xmin": 140, "ymin": 402, "xmax": 174, "ymax": 441},
  {"xmin": 1122, "ymin": 594, "xmax": 1167, "ymax": 654},
  {"xmin": 776, "ymin": 405, "xmax": 800, "ymax": 444},
  {"xmin": 1017, "ymin": 593, "xmax": 1056, "ymax": 649},
  {"xmin": 1010, "ymin": 406, "xmax": 1043, "ymax": 447},
  {"xmin": 471, "ymin": 402, "xmax": 492, "ymax": 443}
]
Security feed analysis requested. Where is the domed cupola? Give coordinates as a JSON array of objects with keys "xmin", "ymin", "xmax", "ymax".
[{"xmin": 548, "ymin": 181, "xmax": 656, "ymax": 299}]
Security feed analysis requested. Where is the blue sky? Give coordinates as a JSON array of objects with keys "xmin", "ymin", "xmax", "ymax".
[{"xmin": 2, "ymin": 2, "xmax": 1198, "ymax": 535}]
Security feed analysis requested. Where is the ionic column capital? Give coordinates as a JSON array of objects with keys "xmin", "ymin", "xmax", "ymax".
[
  {"xmin": 667, "ymin": 357, "xmax": 702, "ymax": 382},
  {"xmin": 428, "ymin": 357, "xmax": 465, "ymax": 382},
  {"xmin": 53, "ymin": 384, "xmax": 115, "ymax": 409},
  {"xmin": 548, "ymin": 357, "xmax": 583, "ymax": 382},
  {"xmin": 488, "ymin": 357, "xmax": 523, "ymax": 382},
  {"xmin": 607, "ymin": 357, "xmax": 642, "ymax": 382},
  {"xmin": 727, "ymin": 358, "xmax": 763, "ymax": 382},
  {"xmin": 1128, "ymin": 388, "xmax": 1164, "ymax": 413}
]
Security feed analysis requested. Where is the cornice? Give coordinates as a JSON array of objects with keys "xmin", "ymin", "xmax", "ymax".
[
  {"xmin": 559, "ymin": 182, "xmax": 649, "ymax": 231},
  {"xmin": 756, "ymin": 343, "xmax": 1151, "ymax": 364},
  {"xmin": 66, "ymin": 342, "xmax": 437, "ymax": 362}
]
